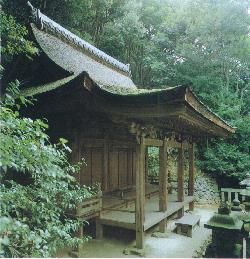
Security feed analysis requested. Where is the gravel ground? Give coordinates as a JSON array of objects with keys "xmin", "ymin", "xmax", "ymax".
[{"xmin": 61, "ymin": 206, "xmax": 217, "ymax": 258}]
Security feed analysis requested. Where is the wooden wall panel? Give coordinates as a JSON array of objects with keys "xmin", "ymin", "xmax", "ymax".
[
  {"xmin": 91, "ymin": 148, "xmax": 103, "ymax": 185},
  {"xmin": 80, "ymin": 148, "xmax": 92, "ymax": 186},
  {"xmin": 79, "ymin": 139, "xmax": 136, "ymax": 192},
  {"xmin": 132, "ymin": 150, "xmax": 136, "ymax": 185},
  {"xmin": 127, "ymin": 150, "xmax": 133, "ymax": 187},
  {"xmin": 109, "ymin": 151, "xmax": 119, "ymax": 190},
  {"xmin": 118, "ymin": 150, "xmax": 128, "ymax": 188}
]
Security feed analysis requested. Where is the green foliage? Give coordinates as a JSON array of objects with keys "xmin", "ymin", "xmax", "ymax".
[
  {"xmin": 148, "ymin": 147, "xmax": 159, "ymax": 177},
  {"xmin": 198, "ymin": 140, "xmax": 250, "ymax": 181},
  {"xmin": 0, "ymin": 83, "xmax": 98, "ymax": 257},
  {"xmin": 0, "ymin": 10, "xmax": 38, "ymax": 64}
]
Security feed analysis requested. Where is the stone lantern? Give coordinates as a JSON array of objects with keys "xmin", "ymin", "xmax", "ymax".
[
  {"xmin": 240, "ymin": 173, "xmax": 250, "ymax": 212},
  {"xmin": 240, "ymin": 173, "xmax": 250, "ymax": 187},
  {"xmin": 204, "ymin": 203, "xmax": 244, "ymax": 257}
]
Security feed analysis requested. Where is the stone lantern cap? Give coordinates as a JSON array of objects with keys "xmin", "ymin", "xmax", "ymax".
[
  {"xmin": 240, "ymin": 188, "xmax": 250, "ymax": 197},
  {"xmin": 204, "ymin": 204, "xmax": 243, "ymax": 232},
  {"xmin": 240, "ymin": 173, "xmax": 250, "ymax": 186}
]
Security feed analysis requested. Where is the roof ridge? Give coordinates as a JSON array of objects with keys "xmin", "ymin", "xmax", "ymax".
[{"xmin": 27, "ymin": 1, "xmax": 131, "ymax": 75}]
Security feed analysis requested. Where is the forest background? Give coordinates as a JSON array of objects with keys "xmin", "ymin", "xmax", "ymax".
[{"xmin": 1, "ymin": 0, "xmax": 250, "ymax": 257}]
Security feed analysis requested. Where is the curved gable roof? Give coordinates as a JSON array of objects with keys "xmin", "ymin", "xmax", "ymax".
[{"xmin": 28, "ymin": 2, "xmax": 136, "ymax": 89}]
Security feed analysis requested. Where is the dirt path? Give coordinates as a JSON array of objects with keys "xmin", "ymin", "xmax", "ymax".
[{"xmin": 62, "ymin": 206, "xmax": 216, "ymax": 258}]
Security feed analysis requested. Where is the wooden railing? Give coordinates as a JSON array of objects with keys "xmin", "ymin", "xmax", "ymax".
[
  {"xmin": 76, "ymin": 193, "xmax": 102, "ymax": 219},
  {"xmin": 68, "ymin": 192, "xmax": 102, "ymax": 220},
  {"xmin": 220, "ymin": 188, "xmax": 242, "ymax": 203}
]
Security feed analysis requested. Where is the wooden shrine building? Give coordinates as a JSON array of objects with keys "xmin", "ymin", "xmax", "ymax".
[{"xmin": 21, "ymin": 3, "xmax": 235, "ymax": 249}]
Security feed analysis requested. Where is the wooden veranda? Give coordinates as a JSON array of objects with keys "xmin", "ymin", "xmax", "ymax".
[{"xmin": 95, "ymin": 138, "xmax": 196, "ymax": 249}]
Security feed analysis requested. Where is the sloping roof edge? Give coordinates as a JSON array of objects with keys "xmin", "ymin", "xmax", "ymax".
[
  {"xmin": 21, "ymin": 74, "xmax": 79, "ymax": 97},
  {"xmin": 185, "ymin": 88, "xmax": 236, "ymax": 134},
  {"xmin": 93, "ymin": 80, "xmax": 236, "ymax": 135}
]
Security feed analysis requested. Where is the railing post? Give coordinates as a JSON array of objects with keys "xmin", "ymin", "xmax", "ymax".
[
  {"xmin": 235, "ymin": 192, "xmax": 239, "ymax": 201},
  {"xmin": 228, "ymin": 191, "xmax": 232, "ymax": 203},
  {"xmin": 221, "ymin": 191, "xmax": 225, "ymax": 202}
]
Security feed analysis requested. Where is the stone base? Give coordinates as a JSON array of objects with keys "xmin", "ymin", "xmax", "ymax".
[
  {"xmin": 123, "ymin": 247, "xmax": 146, "ymax": 257},
  {"xmin": 151, "ymin": 231, "xmax": 171, "ymax": 238},
  {"xmin": 69, "ymin": 251, "xmax": 80, "ymax": 258}
]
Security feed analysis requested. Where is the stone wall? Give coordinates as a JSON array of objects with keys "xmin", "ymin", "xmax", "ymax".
[
  {"xmin": 193, "ymin": 169, "xmax": 220, "ymax": 204},
  {"xmin": 168, "ymin": 160, "xmax": 220, "ymax": 205}
]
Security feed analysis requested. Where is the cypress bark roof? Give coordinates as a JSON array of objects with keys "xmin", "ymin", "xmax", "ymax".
[{"xmin": 28, "ymin": 2, "xmax": 135, "ymax": 89}]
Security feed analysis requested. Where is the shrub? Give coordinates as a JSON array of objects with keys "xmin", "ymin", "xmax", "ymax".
[{"xmin": 0, "ymin": 83, "xmax": 97, "ymax": 257}]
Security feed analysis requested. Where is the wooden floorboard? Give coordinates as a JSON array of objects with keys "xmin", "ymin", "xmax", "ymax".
[
  {"xmin": 100, "ymin": 185, "xmax": 194, "ymax": 231},
  {"xmin": 102, "ymin": 184, "xmax": 159, "ymax": 210}
]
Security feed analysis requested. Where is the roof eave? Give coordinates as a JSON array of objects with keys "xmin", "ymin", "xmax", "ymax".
[{"xmin": 184, "ymin": 88, "xmax": 236, "ymax": 136}]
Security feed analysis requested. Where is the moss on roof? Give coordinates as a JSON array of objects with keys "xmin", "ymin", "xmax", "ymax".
[
  {"xmin": 98, "ymin": 83, "xmax": 176, "ymax": 96},
  {"xmin": 22, "ymin": 72, "xmax": 176, "ymax": 97},
  {"xmin": 21, "ymin": 74, "xmax": 77, "ymax": 97}
]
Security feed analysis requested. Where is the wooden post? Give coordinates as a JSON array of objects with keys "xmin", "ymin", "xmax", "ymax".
[
  {"xmin": 103, "ymin": 136, "xmax": 109, "ymax": 191},
  {"xmin": 159, "ymin": 140, "xmax": 168, "ymax": 232},
  {"xmin": 72, "ymin": 205, "xmax": 83, "ymax": 255},
  {"xmin": 188, "ymin": 142, "xmax": 195, "ymax": 211},
  {"xmin": 145, "ymin": 147, "xmax": 149, "ymax": 184},
  {"xmin": 135, "ymin": 136, "xmax": 145, "ymax": 249},
  {"xmin": 96, "ymin": 218, "xmax": 103, "ymax": 239},
  {"xmin": 96, "ymin": 196, "xmax": 103, "ymax": 239},
  {"xmin": 177, "ymin": 141, "xmax": 184, "ymax": 203},
  {"xmin": 72, "ymin": 222, "xmax": 83, "ymax": 255}
]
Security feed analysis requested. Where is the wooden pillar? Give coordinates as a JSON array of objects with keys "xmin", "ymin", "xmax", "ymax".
[
  {"xmin": 103, "ymin": 136, "xmax": 109, "ymax": 191},
  {"xmin": 135, "ymin": 136, "xmax": 145, "ymax": 249},
  {"xmin": 145, "ymin": 147, "xmax": 149, "ymax": 183},
  {"xmin": 188, "ymin": 142, "xmax": 195, "ymax": 211},
  {"xmin": 159, "ymin": 140, "xmax": 168, "ymax": 232},
  {"xmin": 96, "ymin": 218, "xmax": 103, "ymax": 239},
  {"xmin": 177, "ymin": 141, "xmax": 184, "ymax": 203},
  {"xmin": 72, "ymin": 224, "xmax": 83, "ymax": 255},
  {"xmin": 72, "ymin": 206, "xmax": 83, "ymax": 255},
  {"xmin": 96, "ymin": 195, "xmax": 103, "ymax": 239}
]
